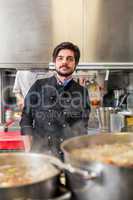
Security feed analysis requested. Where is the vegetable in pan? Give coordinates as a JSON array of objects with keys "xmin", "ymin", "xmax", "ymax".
[
  {"xmin": 71, "ymin": 142, "xmax": 133, "ymax": 167},
  {"xmin": 0, "ymin": 163, "xmax": 58, "ymax": 187}
]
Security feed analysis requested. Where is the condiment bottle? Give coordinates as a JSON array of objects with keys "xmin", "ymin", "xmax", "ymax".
[{"xmin": 88, "ymin": 75, "xmax": 101, "ymax": 108}]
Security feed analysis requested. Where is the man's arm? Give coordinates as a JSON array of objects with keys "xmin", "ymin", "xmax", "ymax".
[
  {"xmin": 20, "ymin": 106, "xmax": 34, "ymax": 136},
  {"xmin": 20, "ymin": 99, "xmax": 33, "ymax": 150},
  {"xmin": 22, "ymin": 135, "xmax": 33, "ymax": 152},
  {"xmin": 20, "ymin": 90, "xmax": 33, "ymax": 152},
  {"xmin": 20, "ymin": 81, "xmax": 38, "ymax": 136}
]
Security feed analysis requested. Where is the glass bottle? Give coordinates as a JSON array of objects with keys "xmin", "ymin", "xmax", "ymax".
[{"xmin": 88, "ymin": 75, "xmax": 101, "ymax": 108}]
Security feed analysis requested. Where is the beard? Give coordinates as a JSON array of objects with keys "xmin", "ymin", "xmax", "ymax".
[{"xmin": 55, "ymin": 66, "xmax": 75, "ymax": 77}]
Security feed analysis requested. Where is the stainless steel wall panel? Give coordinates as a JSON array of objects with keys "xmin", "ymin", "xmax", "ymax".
[{"xmin": 0, "ymin": 0, "xmax": 52, "ymax": 67}]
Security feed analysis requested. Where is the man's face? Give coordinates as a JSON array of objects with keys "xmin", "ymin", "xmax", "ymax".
[{"xmin": 54, "ymin": 49, "xmax": 76, "ymax": 77}]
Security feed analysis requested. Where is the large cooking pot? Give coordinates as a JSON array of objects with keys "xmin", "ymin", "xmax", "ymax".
[
  {"xmin": 61, "ymin": 133, "xmax": 133, "ymax": 200},
  {"xmin": 0, "ymin": 152, "xmax": 71, "ymax": 200}
]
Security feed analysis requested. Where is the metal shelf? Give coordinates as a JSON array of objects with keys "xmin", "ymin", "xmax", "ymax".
[
  {"xmin": 0, "ymin": 62, "xmax": 132, "ymax": 70},
  {"xmin": 49, "ymin": 62, "xmax": 133, "ymax": 70}
]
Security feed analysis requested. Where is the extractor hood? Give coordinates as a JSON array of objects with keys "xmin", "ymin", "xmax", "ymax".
[
  {"xmin": 1, "ymin": 0, "xmax": 133, "ymax": 69},
  {"xmin": 0, "ymin": 0, "xmax": 52, "ymax": 68},
  {"xmin": 82, "ymin": 0, "xmax": 133, "ymax": 63}
]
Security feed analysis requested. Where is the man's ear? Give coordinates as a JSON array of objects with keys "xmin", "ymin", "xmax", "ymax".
[{"xmin": 74, "ymin": 64, "xmax": 77, "ymax": 70}]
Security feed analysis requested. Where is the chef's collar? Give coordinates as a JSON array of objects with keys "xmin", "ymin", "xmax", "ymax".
[{"xmin": 55, "ymin": 75, "xmax": 72, "ymax": 86}]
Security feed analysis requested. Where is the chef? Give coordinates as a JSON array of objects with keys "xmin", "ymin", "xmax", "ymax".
[
  {"xmin": 20, "ymin": 42, "xmax": 90, "ymax": 157},
  {"xmin": 13, "ymin": 70, "xmax": 52, "ymax": 110}
]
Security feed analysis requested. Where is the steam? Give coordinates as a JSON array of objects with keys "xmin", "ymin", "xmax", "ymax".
[
  {"xmin": 74, "ymin": 163, "xmax": 131, "ymax": 200},
  {"xmin": 29, "ymin": 119, "xmax": 88, "ymax": 158}
]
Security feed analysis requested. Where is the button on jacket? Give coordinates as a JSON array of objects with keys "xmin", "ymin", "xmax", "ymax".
[{"xmin": 20, "ymin": 75, "xmax": 90, "ymax": 154}]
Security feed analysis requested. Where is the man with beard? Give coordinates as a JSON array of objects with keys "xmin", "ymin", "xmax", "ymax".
[{"xmin": 20, "ymin": 42, "xmax": 90, "ymax": 157}]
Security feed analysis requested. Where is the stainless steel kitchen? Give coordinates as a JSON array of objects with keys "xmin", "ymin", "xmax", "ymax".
[{"xmin": 0, "ymin": 0, "xmax": 133, "ymax": 200}]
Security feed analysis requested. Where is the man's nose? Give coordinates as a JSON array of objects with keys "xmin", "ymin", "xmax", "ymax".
[{"xmin": 62, "ymin": 58, "xmax": 67, "ymax": 63}]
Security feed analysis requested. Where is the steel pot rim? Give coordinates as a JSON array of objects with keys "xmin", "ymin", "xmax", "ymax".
[
  {"xmin": 0, "ymin": 152, "xmax": 60, "ymax": 189},
  {"xmin": 61, "ymin": 132, "xmax": 133, "ymax": 169},
  {"xmin": 61, "ymin": 132, "xmax": 133, "ymax": 151}
]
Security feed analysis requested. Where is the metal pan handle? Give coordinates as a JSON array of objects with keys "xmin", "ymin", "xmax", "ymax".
[{"xmin": 46, "ymin": 156, "xmax": 98, "ymax": 180}]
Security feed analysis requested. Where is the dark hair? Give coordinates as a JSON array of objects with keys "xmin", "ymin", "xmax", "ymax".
[{"xmin": 52, "ymin": 42, "xmax": 80, "ymax": 65}]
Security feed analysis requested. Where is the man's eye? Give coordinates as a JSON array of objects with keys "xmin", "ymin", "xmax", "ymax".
[
  {"xmin": 57, "ymin": 57, "xmax": 63, "ymax": 61},
  {"xmin": 67, "ymin": 57, "xmax": 74, "ymax": 62}
]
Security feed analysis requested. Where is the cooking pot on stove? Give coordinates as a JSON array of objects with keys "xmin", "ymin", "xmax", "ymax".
[
  {"xmin": 2, "ymin": 133, "xmax": 133, "ymax": 200},
  {"xmin": 0, "ymin": 153, "xmax": 71, "ymax": 200},
  {"xmin": 61, "ymin": 133, "xmax": 133, "ymax": 200}
]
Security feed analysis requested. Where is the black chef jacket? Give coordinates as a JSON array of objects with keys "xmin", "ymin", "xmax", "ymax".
[{"xmin": 20, "ymin": 75, "xmax": 90, "ymax": 156}]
